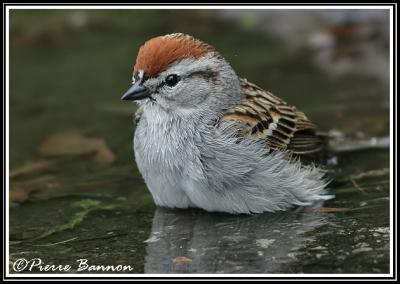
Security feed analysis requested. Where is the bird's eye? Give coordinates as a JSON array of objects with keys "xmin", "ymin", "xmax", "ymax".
[{"xmin": 165, "ymin": 74, "xmax": 180, "ymax": 87}]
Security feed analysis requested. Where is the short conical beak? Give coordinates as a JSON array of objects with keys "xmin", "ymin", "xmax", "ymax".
[
  {"xmin": 121, "ymin": 84, "xmax": 150, "ymax": 101},
  {"xmin": 121, "ymin": 80, "xmax": 150, "ymax": 101}
]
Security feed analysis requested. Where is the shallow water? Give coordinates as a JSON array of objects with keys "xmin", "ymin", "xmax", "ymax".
[{"xmin": 9, "ymin": 10, "xmax": 390, "ymax": 274}]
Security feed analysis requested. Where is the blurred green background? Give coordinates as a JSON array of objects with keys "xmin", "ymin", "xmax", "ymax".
[{"xmin": 9, "ymin": 9, "xmax": 390, "ymax": 274}]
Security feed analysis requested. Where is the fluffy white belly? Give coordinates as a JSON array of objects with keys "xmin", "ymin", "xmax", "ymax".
[
  {"xmin": 133, "ymin": 111, "xmax": 198, "ymax": 209},
  {"xmin": 140, "ymin": 169, "xmax": 193, "ymax": 208}
]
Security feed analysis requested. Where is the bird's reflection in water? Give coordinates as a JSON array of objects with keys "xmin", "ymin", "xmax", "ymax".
[{"xmin": 144, "ymin": 207, "xmax": 331, "ymax": 273}]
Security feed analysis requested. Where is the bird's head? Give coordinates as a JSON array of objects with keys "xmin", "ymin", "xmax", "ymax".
[{"xmin": 121, "ymin": 33, "xmax": 241, "ymax": 119}]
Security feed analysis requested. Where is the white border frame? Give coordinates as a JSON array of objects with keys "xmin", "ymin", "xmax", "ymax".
[{"xmin": 4, "ymin": 4, "xmax": 396, "ymax": 279}]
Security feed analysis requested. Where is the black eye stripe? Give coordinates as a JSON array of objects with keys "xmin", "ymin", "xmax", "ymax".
[
  {"xmin": 142, "ymin": 74, "xmax": 149, "ymax": 82},
  {"xmin": 154, "ymin": 70, "xmax": 219, "ymax": 91},
  {"xmin": 189, "ymin": 70, "xmax": 219, "ymax": 80},
  {"xmin": 157, "ymin": 81, "xmax": 166, "ymax": 89}
]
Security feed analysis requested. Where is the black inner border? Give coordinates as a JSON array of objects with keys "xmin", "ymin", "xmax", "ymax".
[{"xmin": 2, "ymin": 2, "xmax": 397, "ymax": 280}]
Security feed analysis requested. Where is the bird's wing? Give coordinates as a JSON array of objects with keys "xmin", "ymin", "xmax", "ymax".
[{"xmin": 219, "ymin": 78, "xmax": 323, "ymax": 154}]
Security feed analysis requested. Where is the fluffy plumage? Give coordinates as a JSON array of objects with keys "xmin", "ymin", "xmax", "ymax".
[{"xmin": 126, "ymin": 33, "xmax": 333, "ymax": 214}]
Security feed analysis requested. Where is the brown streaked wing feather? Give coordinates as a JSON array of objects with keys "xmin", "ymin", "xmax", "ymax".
[{"xmin": 219, "ymin": 78, "xmax": 322, "ymax": 154}]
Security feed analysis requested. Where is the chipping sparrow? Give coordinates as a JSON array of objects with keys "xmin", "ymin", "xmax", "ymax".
[{"xmin": 122, "ymin": 33, "xmax": 332, "ymax": 214}]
